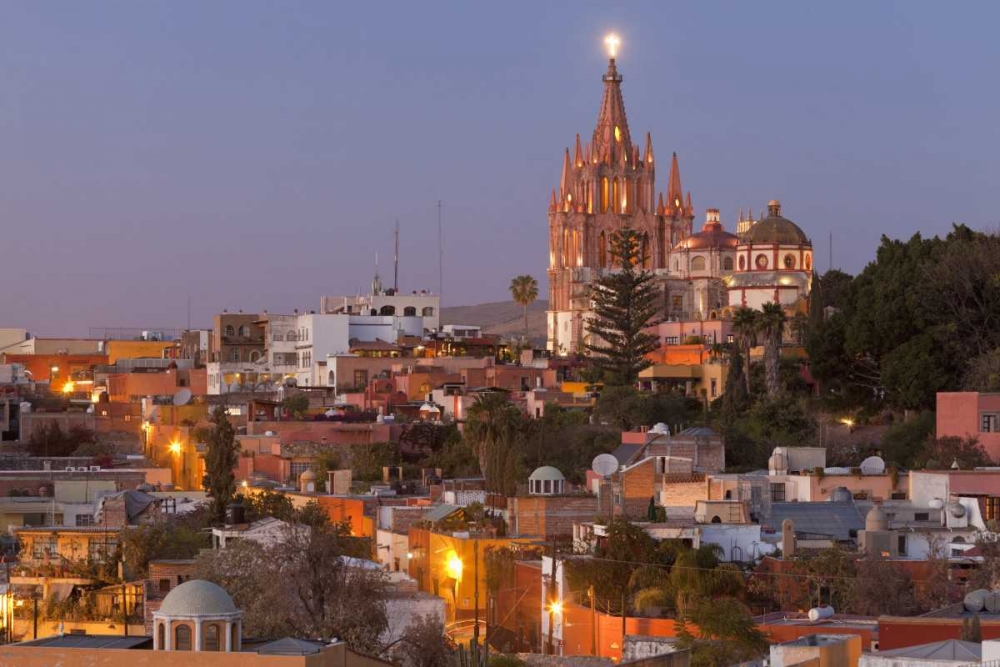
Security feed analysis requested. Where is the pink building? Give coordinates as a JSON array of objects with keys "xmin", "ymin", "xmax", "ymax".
[
  {"xmin": 651, "ymin": 318, "xmax": 733, "ymax": 347},
  {"xmin": 937, "ymin": 392, "xmax": 1000, "ymax": 461}
]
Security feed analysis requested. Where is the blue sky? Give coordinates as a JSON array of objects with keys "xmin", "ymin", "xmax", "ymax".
[{"xmin": 3, "ymin": 2, "xmax": 999, "ymax": 334}]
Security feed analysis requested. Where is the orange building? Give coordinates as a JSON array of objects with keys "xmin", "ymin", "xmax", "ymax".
[
  {"xmin": 2, "ymin": 353, "xmax": 108, "ymax": 391},
  {"xmin": 105, "ymin": 340, "xmax": 175, "ymax": 364}
]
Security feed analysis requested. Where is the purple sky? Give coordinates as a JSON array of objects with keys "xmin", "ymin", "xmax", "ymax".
[{"xmin": 4, "ymin": 2, "xmax": 1000, "ymax": 336}]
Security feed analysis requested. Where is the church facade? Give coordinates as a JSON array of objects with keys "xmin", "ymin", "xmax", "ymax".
[{"xmin": 547, "ymin": 49, "xmax": 812, "ymax": 354}]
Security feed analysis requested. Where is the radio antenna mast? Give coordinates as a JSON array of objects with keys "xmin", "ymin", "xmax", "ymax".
[
  {"xmin": 394, "ymin": 219, "xmax": 400, "ymax": 293},
  {"xmin": 437, "ymin": 200, "xmax": 444, "ymax": 300}
]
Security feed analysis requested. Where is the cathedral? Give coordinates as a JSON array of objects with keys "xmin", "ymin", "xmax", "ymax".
[{"xmin": 547, "ymin": 39, "xmax": 813, "ymax": 354}]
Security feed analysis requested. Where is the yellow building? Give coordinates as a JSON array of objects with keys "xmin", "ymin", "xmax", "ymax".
[
  {"xmin": 13, "ymin": 526, "xmax": 121, "ymax": 569},
  {"xmin": 106, "ymin": 340, "xmax": 175, "ymax": 365}
]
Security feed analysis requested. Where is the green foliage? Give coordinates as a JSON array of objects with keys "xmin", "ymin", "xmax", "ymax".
[
  {"xmin": 313, "ymin": 450, "xmax": 342, "ymax": 492},
  {"xmin": 399, "ymin": 422, "xmax": 458, "ymax": 462},
  {"xmin": 593, "ymin": 385, "xmax": 700, "ymax": 432},
  {"xmin": 484, "ymin": 546, "xmax": 516, "ymax": 594},
  {"xmin": 424, "ymin": 432, "xmax": 480, "ymax": 479},
  {"xmin": 585, "ymin": 228, "xmax": 662, "ymax": 385},
  {"xmin": 205, "ymin": 406, "xmax": 239, "ymax": 524},
  {"xmin": 464, "ymin": 393, "xmax": 525, "ymax": 497},
  {"xmin": 282, "ymin": 393, "xmax": 310, "ymax": 420},
  {"xmin": 916, "ymin": 435, "xmax": 994, "ymax": 470},
  {"xmin": 524, "ymin": 405, "xmax": 618, "ymax": 484},
  {"xmin": 120, "ymin": 522, "xmax": 211, "ymax": 578},
  {"xmin": 28, "ymin": 422, "xmax": 98, "ymax": 457},
  {"xmin": 487, "ymin": 655, "xmax": 525, "ymax": 667},
  {"xmin": 879, "ymin": 412, "xmax": 936, "ymax": 468},
  {"xmin": 393, "ymin": 613, "xmax": 454, "ymax": 667},
  {"xmin": 509, "ymin": 275, "xmax": 539, "ymax": 343},
  {"xmin": 805, "ymin": 546, "xmax": 856, "ymax": 610},
  {"xmin": 243, "ymin": 489, "xmax": 296, "ymax": 522},
  {"xmin": 964, "ymin": 349, "xmax": 1000, "ymax": 392},
  {"xmin": 677, "ymin": 595, "xmax": 768, "ymax": 667},
  {"xmin": 720, "ymin": 347, "xmax": 750, "ymax": 425},
  {"xmin": 759, "ymin": 302, "xmax": 787, "ymax": 396},
  {"xmin": 350, "ymin": 441, "xmax": 400, "ymax": 481},
  {"xmin": 848, "ymin": 553, "xmax": 918, "ymax": 617},
  {"xmin": 724, "ymin": 394, "xmax": 818, "ymax": 469}
]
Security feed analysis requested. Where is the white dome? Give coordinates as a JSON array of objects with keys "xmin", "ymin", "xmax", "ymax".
[
  {"xmin": 649, "ymin": 423, "xmax": 669, "ymax": 435},
  {"xmin": 300, "ymin": 469, "xmax": 317, "ymax": 481},
  {"xmin": 865, "ymin": 506, "xmax": 889, "ymax": 532},
  {"xmin": 158, "ymin": 580, "xmax": 237, "ymax": 617},
  {"xmin": 528, "ymin": 466, "xmax": 565, "ymax": 482}
]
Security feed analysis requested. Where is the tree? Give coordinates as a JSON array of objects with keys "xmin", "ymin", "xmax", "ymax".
[
  {"xmin": 676, "ymin": 595, "xmax": 767, "ymax": 667},
  {"xmin": 464, "ymin": 392, "xmax": 525, "ymax": 497},
  {"xmin": 282, "ymin": 393, "xmax": 310, "ymax": 420},
  {"xmin": 848, "ymin": 553, "xmax": 918, "ymax": 617},
  {"xmin": 964, "ymin": 349, "xmax": 1000, "ymax": 392},
  {"xmin": 120, "ymin": 522, "xmax": 210, "ymax": 578},
  {"xmin": 731, "ymin": 307, "xmax": 759, "ymax": 395},
  {"xmin": 916, "ymin": 435, "xmax": 993, "ymax": 470},
  {"xmin": 758, "ymin": 302, "xmax": 787, "ymax": 396},
  {"xmin": 204, "ymin": 406, "xmax": 239, "ymax": 524},
  {"xmin": 720, "ymin": 347, "xmax": 750, "ymax": 425},
  {"xmin": 804, "ymin": 546, "xmax": 856, "ymax": 610},
  {"xmin": 195, "ymin": 520, "xmax": 387, "ymax": 654},
  {"xmin": 508, "ymin": 275, "xmax": 539, "ymax": 343},
  {"xmin": 391, "ymin": 614, "xmax": 453, "ymax": 667},
  {"xmin": 27, "ymin": 422, "xmax": 97, "ymax": 458},
  {"xmin": 585, "ymin": 228, "xmax": 661, "ymax": 385}
]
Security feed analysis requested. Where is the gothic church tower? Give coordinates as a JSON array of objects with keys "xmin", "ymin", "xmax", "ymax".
[{"xmin": 547, "ymin": 40, "xmax": 694, "ymax": 354}]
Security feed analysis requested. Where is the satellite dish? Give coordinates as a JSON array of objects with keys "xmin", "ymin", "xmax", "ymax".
[
  {"xmin": 592, "ymin": 453, "xmax": 619, "ymax": 478},
  {"xmin": 859, "ymin": 456, "xmax": 886, "ymax": 474},
  {"xmin": 173, "ymin": 388, "xmax": 192, "ymax": 406}
]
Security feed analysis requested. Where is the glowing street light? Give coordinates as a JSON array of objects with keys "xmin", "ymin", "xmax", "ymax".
[
  {"xmin": 169, "ymin": 441, "xmax": 182, "ymax": 455},
  {"xmin": 445, "ymin": 552, "xmax": 463, "ymax": 581},
  {"xmin": 548, "ymin": 600, "xmax": 563, "ymax": 616},
  {"xmin": 604, "ymin": 33, "xmax": 620, "ymax": 58},
  {"xmin": 61, "ymin": 382, "xmax": 75, "ymax": 394}
]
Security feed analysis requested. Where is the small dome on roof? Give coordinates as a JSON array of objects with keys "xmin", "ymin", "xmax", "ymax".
[
  {"xmin": 743, "ymin": 201, "xmax": 810, "ymax": 246},
  {"xmin": 676, "ymin": 210, "xmax": 739, "ymax": 251},
  {"xmin": 528, "ymin": 466, "xmax": 565, "ymax": 482},
  {"xmin": 865, "ymin": 505, "xmax": 889, "ymax": 532},
  {"xmin": 158, "ymin": 580, "xmax": 238, "ymax": 617},
  {"xmin": 420, "ymin": 402, "xmax": 440, "ymax": 412},
  {"xmin": 300, "ymin": 469, "xmax": 317, "ymax": 481}
]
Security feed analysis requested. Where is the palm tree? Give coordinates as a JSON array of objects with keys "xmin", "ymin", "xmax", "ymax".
[
  {"xmin": 464, "ymin": 392, "xmax": 523, "ymax": 497},
  {"xmin": 731, "ymin": 307, "xmax": 759, "ymax": 395},
  {"xmin": 759, "ymin": 301, "xmax": 788, "ymax": 396},
  {"xmin": 509, "ymin": 275, "xmax": 539, "ymax": 343}
]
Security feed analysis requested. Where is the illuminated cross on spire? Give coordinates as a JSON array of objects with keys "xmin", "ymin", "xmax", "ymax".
[{"xmin": 604, "ymin": 33, "xmax": 620, "ymax": 59}]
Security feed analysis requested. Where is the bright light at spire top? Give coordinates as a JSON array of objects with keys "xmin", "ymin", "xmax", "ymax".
[{"xmin": 604, "ymin": 33, "xmax": 620, "ymax": 58}]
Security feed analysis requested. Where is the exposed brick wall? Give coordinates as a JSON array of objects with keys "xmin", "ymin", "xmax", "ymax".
[
  {"xmin": 512, "ymin": 496, "xmax": 599, "ymax": 538},
  {"xmin": 661, "ymin": 478, "xmax": 708, "ymax": 508}
]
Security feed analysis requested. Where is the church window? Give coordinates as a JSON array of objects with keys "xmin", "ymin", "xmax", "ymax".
[
  {"xmin": 738, "ymin": 256, "xmax": 746, "ymax": 270},
  {"xmin": 755, "ymin": 254, "xmax": 769, "ymax": 269},
  {"xmin": 600, "ymin": 177, "xmax": 609, "ymax": 213},
  {"xmin": 614, "ymin": 126, "xmax": 622, "ymax": 142},
  {"xmin": 599, "ymin": 231, "xmax": 607, "ymax": 268},
  {"xmin": 805, "ymin": 254, "xmax": 812, "ymax": 270},
  {"xmin": 691, "ymin": 256, "xmax": 706, "ymax": 271},
  {"xmin": 783, "ymin": 254, "xmax": 796, "ymax": 269},
  {"xmin": 723, "ymin": 257, "xmax": 734, "ymax": 271},
  {"xmin": 612, "ymin": 178, "xmax": 620, "ymax": 214}
]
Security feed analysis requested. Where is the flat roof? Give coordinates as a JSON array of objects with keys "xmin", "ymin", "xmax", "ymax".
[{"xmin": 16, "ymin": 635, "xmax": 152, "ymax": 649}]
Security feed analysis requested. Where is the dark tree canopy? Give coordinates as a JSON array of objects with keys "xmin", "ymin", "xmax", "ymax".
[
  {"xmin": 585, "ymin": 228, "xmax": 661, "ymax": 385},
  {"xmin": 204, "ymin": 406, "xmax": 239, "ymax": 524}
]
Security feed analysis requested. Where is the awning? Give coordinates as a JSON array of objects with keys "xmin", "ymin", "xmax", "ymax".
[{"xmin": 48, "ymin": 583, "xmax": 75, "ymax": 602}]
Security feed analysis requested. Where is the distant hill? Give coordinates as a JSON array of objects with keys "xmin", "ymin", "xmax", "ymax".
[{"xmin": 441, "ymin": 300, "xmax": 548, "ymax": 344}]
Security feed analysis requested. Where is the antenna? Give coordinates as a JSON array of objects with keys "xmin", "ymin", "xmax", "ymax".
[
  {"xmin": 186, "ymin": 295, "xmax": 191, "ymax": 331},
  {"xmin": 829, "ymin": 231, "xmax": 833, "ymax": 272},
  {"xmin": 394, "ymin": 219, "xmax": 400, "ymax": 293},
  {"xmin": 437, "ymin": 200, "xmax": 443, "ymax": 300}
]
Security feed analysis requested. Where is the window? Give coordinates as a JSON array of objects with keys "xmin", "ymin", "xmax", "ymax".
[
  {"xmin": 249, "ymin": 351, "xmax": 261, "ymax": 363},
  {"xmin": 204, "ymin": 623, "xmax": 220, "ymax": 651},
  {"xmin": 229, "ymin": 349, "xmax": 240, "ymax": 362},
  {"xmin": 805, "ymin": 254, "xmax": 812, "ymax": 270},
  {"xmin": 76, "ymin": 513, "xmax": 94, "ymax": 526},
  {"xmin": 88, "ymin": 538, "xmax": 117, "ymax": 562},
  {"xmin": 671, "ymin": 295, "xmax": 683, "ymax": 313},
  {"xmin": 286, "ymin": 331, "xmax": 297, "ymax": 342},
  {"xmin": 770, "ymin": 483, "xmax": 786, "ymax": 502},
  {"xmin": 354, "ymin": 370, "xmax": 368, "ymax": 388},
  {"xmin": 738, "ymin": 256, "xmax": 746, "ymax": 270},
  {"xmin": 225, "ymin": 325, "xmax": 235, "ymax": 336},
  {"xmin": 238, "ymin": 325, "xmax": 250, "ymax": 337},
  {"xmin": 710, "ymin": 378, "xmax": 718, "ymax": 398},
  {"xmin": 726, "ymin": 334, "xmax": 735, "ymax": 344},
  {"xmin": 723, "ymin": 257, "xmax": 734, "ymax": 271},
  {"xmin": 404, "ymin": 306, "xmax": 417, "ymax": 317},
  {"xmin": 422, "ymin": 307, "xmax": 434, "ymax": 317},
  {"xmin": 691, "ymin": 256, "xmax": 706, "ymax": 271},
  {"xmin": 175, "ymin": 625, "xmax": 192, "ymax": 651},
  {"xmin": 290, "ymin": 462, "xmax": 312, "ymax": 481},
  {"xmin": 914, "ymin": 512, "xmax": 929, "ymax": 522},
  {"xmin": 600, "ymin": 177, "xmax": 609, "ymax": 213},
  {"xmin": 897, "ymin": 535, "xmax": 907, "ymax": 556},
  {"xmin": 986, "ymin": 497, "xmax": 1000, "ymax": 522},
  {"xmin": 157, "ymin": 623, "xmax": 165, "ymax": 649},
  {"xmin": 982, "ymin": 413, "xmax": 1000, "ymax": 433},
  {"xmin": 159, "ymin": 578, "xmax": 171, "ymax": 594},
  {"xmin": 380, "ymin": 305, "xmax": 396, "ymax": 316},
  {"xmin": 783, "ymin": 254, "xmax": 796, "ymax": 269},
  {"xmin": 755, "ymin": 254, "xmax": 769, "ymax": 269},
  {"xmin": 32, "ymin": 537, "xmax": 57, "ymax": 559},
  {"xmin": 231, "ymin": 625, "xmax": 239, "ymax": 651}
]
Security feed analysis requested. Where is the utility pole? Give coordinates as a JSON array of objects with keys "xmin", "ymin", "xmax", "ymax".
[
  {"xmin": 546, "ymin": 542, "xmax": 556, "ymax": 655},
  {"xmin": 589, "ymin": 584, "xmax": 596, "ymax": 656},
  {"xmin": 437, "ymin": 200, "xmax": 444, "ymax": 301},
  {"xmin": 473, "ymin": 540, "xmax": 480, "ymax": 647},
  {"xmin": 393, "ymin": 219, "xmax": 400, "ymax": 294}
]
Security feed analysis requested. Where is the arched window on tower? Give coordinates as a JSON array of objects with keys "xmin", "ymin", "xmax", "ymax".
[
  {"xmin": 563, "ymin": 228, "xmax": 571, "ymax": 267},
  {"xmin": 612, "ymin": 178, "xmax": 620, "ymax": 214},
  {"xmin": 600, "ymin": 177, "xmax": 609, "ymax": 213},
  {"xmin": 599, "ymin": 231, "xmax": 607, "ymax": 268}
]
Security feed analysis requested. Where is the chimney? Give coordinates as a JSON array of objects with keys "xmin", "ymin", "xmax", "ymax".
[{"xmin": 781, "ymin": 518, "xmax": 796, "ymax": 558}]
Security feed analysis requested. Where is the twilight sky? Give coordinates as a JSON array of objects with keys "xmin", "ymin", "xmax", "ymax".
[{"xmin": 3, "ymin": 2, "xmax": 1000, "ymax": 335}]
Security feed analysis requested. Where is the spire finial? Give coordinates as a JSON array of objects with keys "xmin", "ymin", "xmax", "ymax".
[{"xmin": 604, "ymin": 33, "xmax": 620, "ymax": 59}]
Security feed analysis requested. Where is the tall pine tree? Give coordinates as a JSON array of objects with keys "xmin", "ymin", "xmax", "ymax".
[
  {"xmin": 204, "ymin": 406, "xmax": 239, "ymax": 524},
  {"xmin": 585, "ymin": 228, "xmax": 661, "ymax": 385}
]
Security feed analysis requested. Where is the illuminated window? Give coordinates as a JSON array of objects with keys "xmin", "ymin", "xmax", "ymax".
[
  {"xmin": 783, "ymin": 254, "xmax": 795, "ymax": 269},
  {"xmin": 600, "ymin": 177, "xmax": 609, "ymax": 213},
  {"xmin": 805, "ymin": 254, "xmax": 812, "ymax": 270},
  {"xmin": 614, "ymin": 125, "xmax": 621, "ymax": 142},
  {"xmin": 755, "ymin": 255, "xmax": 769, "ymax": 269},
  {"xmin": 612, "ymin": 179, "xmax": 620, "ymax": 214}
]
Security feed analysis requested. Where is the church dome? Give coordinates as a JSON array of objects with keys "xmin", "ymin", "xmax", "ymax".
[
  {"xmin": 158, "ymin": 580, "xmax": 238, "ymax": 617},
  {"xmin": 528, "ymin": 466, "xmax": 566, "ymax": 482},
  {"xmin": 676, "ymin": 209, "xmax": 739, "ymax": 251},
  {"xmin": 744, "ymin": 200, "xmax": 810, "ymax": 246}
]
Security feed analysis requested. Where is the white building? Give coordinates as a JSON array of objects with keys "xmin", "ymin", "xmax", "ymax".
[{"xmin": 321, "ymin": 291, "xmax": 440, "ymax": 333}]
